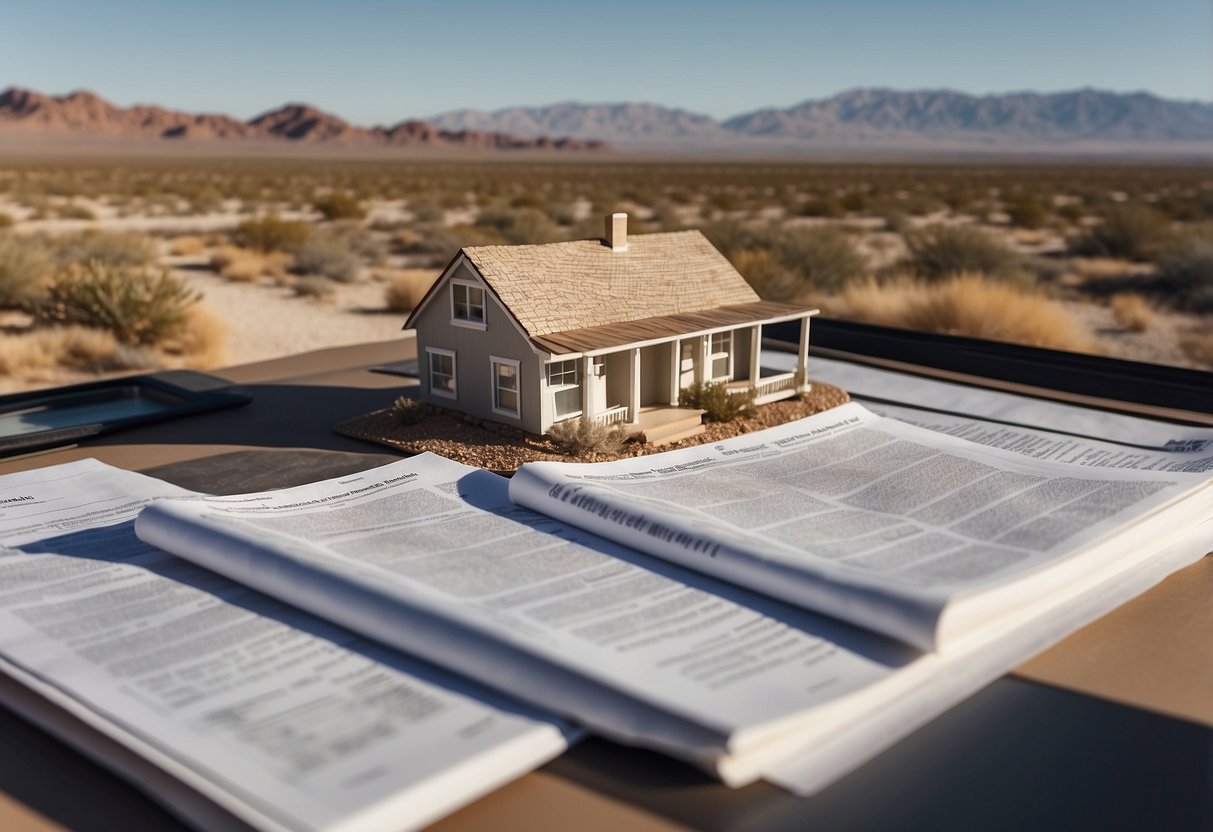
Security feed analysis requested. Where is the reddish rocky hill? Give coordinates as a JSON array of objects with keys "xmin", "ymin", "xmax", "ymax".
[{"xmin": 0, "ymin": 87, "xmax": 607, "ymax": 150}]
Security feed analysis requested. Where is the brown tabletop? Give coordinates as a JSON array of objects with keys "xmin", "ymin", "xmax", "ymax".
[{"xmin": 2, "ymin": 336, "xmax": 1210, "ymax": 832}]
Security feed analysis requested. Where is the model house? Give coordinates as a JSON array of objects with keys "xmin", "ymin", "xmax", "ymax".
[{"xmin": 403, "ymin": 213, "xmax": 818, "ymax": 440}]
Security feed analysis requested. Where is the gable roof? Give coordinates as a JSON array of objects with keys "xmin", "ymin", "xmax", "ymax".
[{"xmin": 461, "ymin": 229, "xmax": 761, "ymax": 337}]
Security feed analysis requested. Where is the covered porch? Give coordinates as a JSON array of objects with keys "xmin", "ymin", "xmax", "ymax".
[{"xmin": 536, "ymin": 303, "xmax": 816, "ymax": 432}]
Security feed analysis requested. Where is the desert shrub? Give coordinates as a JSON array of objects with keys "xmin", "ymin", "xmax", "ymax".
[
  {"xmin": 35, "ymin": 262, "xmax": 200, "ymax": 346},
  {"xmin": 292, "ymin": 275, "xmax": 338, "ymax": 300},
  {"xmin": 1070, "ymin": 203, "xmax": 1169, "ymax": 261},
  {"xmin": 291, "ymin": 234, "xmax": 361, "ymax": 283},
  {"xmin": 1004, "ymin": 195, "xmax": 1047, "ymax": 229},
  {"xmin": 326, "ymin": 222, "xmax": 389, "ymax": 263},
  {"xmin": 391, "ymin": 395, "xmax": 426, "ymax": 424},
  {"xmin": 0, "ymin": 326, "xmax": 121, "ymax": 379},
  {"xmin": 313, "ymin": 191, "xmax": 366, "ymax": 221},
  {"xmin": 702, "ymin": 221, "xmax": 868, "ymax": 297},
  {"xmin": 1109, "ymin": 293, "xmax": 1154, "ymax": 332},
  {"xmin": 209, "ymin": 246, "xmax": 290, "ymax": 282},
  {"xmin": 233, "ymin": 214, "xmax": 312, "ymax": 253},
  {"xmin": 169, "ymin": 235, "xmax": 207, "ymax": 256},
  {"xmin": 798, "ymin": 195, "xmax": 845, "ymax": 218},
  {"xmin": 58, "ymin": 202, "xmax": 97, "ymax": 220},
  {"xmin": 403, "ymin": 223, "xmax": 507, "ymax": 264},
  {"xmin": 0, "ymin": 232, "xmax": 52, "ymax": 307},
  {"xmin": 0, "ymin": 212, "xmax": 13, "ymax": 228},
  {"xmin": 382, "ymin": 269, "xmax": 438, "ymax": 312},
  {"xmin": 678, "ymin": 381, "xmax": 755, "ymax": 422},
  {"xmin": 827, "ymin": 273, "xmax": 1099, "ymax": 353},
  {"xmin": 904, "ymin": 225, "xmax": 1024, "ymax": 282},
  {"xmin": 48, "ymin": 230, "xmax": 157, "ymax": 269},
  {"xmin": 476, "ymin": 207, "xmax": 562, "ymax": 245},
  {"xmin": 1156, "ymin": 228, "xmax": 1213, "ymax": 311},
  {"xmin": 546, "ymin": 416, "xmax": 627, "ymax": 456},
  {"xmin": 160, "ymin": 305, "xmax": 228, "ymax": 368}
]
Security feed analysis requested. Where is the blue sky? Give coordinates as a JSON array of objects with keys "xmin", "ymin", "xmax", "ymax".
[{"xmin": 4, "ymin": 0, "xmax": 1210, "ymax": 124}]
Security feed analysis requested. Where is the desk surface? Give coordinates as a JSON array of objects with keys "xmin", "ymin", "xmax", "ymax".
[{"xmin": 2, "ymin": 337, "xmax": 1211, "ymax": 832}]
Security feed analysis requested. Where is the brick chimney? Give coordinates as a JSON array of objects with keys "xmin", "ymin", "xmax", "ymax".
[{"xmin": 604, "ymin": 212, "xmax": 628, "ymax": 252}]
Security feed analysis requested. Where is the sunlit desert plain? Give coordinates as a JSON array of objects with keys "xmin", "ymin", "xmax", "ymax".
[{"xmin": 1, "ymin": 157, "xmax": 1210, "ymax": 393}]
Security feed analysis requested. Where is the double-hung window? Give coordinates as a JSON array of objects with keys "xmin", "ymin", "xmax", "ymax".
[
  {"xmin": 451, "ymin": 281, "xmax": 486, "ymax": 327},
  {"xmin": 710, "ymin": 331, "xmax": 733, "ymax": 381},
  {"xmin": 492, "ymin": 357, "xmax": 520, "ymax": 417},
  {"xmin": 427, "ymin": 348, "xmax": 456, "ymax": 398},
  {"xmin": 546, "ymin": 359, "xmax": 580, "ymax": 419}
]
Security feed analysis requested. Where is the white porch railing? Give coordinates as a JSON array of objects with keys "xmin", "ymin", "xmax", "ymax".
[
  {"xmin": 592, "ymin": 405, "xmax": 630, "ymax": 425},
  {"xmin": 752, "ymin": 372, "xmax": 795, "ymax": 400}
]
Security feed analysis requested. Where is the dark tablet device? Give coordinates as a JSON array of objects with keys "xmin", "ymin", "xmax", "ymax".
[{"xmin": 0, "ymin": 370, "xmax": 251, "ymax": 458}]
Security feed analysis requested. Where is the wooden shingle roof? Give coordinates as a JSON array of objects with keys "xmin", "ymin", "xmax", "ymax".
[{"xmin": 462, "ymin": 230, "xmax": 763, "ymax": 338}]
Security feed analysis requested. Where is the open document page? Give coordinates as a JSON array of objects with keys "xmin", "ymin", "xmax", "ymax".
[
  {"xmin": 769, "ymin": 352, "xmax": 1213, "ymax": 467},
  {"xmin": 0, "ymin": 459, "xmax": 571, "ymax": 832},
  {"xmin": 511, "ymin": 402, "xmax": 1213, "ymax": 651},
  {"xmin": 135, "ymin": 453, "xmax": 1213, "ymax": 794}
]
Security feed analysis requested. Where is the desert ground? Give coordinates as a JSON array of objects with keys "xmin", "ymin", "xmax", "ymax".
[{"xmin": 0, "ymin": 158, "xmax": 1210, "ymax": 396}]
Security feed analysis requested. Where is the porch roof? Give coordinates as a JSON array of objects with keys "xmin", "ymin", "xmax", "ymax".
[{"xmin": 531, "ymin": 300, "xmax": 817, "ymax": 355}]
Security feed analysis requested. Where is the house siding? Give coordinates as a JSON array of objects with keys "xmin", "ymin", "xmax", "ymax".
[{"xmin": 412, "ymin": 261, "xmax": 543, "ymax": 434}]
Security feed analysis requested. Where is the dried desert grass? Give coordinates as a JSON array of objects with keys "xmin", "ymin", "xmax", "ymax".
[
  {"xmin": 827, "ymin": 273, "xmax": 1100, "ymax": 353},
  {"xmin": 0, "ymin": 326, "xmax": 120, "ymax": 379},
  {"xmin": 382, "ymin": 269, "xmax": 439, "ymax": 312},
  {"xmin": 169, "ymin": 235, "xmax": 208, "ymax": 256},
  {"xmin": 160, "ymin": 305, "xmax": 228, "ymax": 369},
  {"xmin": 209, "ymin": 246, "xmax": 291, "ymax": 282},
  {"xmin": 1109, "ymin": 293, "xmax": 1154, "ymax": 332}
]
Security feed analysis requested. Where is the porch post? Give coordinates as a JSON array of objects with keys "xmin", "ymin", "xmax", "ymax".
[
  {"xmin": 749, "ymin": 324, "xmax": 761, "ymax": 383},
  {"xmin": 581, "ymin": 355, "xmax": 594, "ymax": 417},
  {"xmin": 796, "ymin": 316, "xmax": 812, "ymax": 393},
  {"xmin": 668, "ymin": 340, "xmax": 680, "ymax": 405},
  {"xmin": 698, "ymin": 335, "xmax": 709, "ymax": 384},
  {"xmin": 629, "ymin": 347, "xmax": 641, "ymax": 425}
]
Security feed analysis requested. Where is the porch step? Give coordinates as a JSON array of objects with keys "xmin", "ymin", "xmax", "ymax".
[{"xmin": 639, "ymin": 411, "xmax": 706, "ymax": 447}]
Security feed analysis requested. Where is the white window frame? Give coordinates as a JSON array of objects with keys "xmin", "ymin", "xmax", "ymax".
[
  {"xmin": 546, "ymin": 359, "xmax": 582, "ymax": 421},
  {"xmin": 491, "ymin": 356, "xmax": 521, "ymax": 418},
  {"xmin": 450, "ymin": 279, "xmax": 487, "ymax": 330},
  {"xmin": 427, "ymin": 347, "xmax": 457, "ymax": 399},
  {"xmin": 709, "ymin": 330, "xmax": 733, "ymax": 382}
]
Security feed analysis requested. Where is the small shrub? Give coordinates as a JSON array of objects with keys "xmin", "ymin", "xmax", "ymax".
[
  {"xmin": 391, "ymin": 395, "xmax": 426, "ymax": 424},
  {"xmin": 36, "ymin": 262, "xmax": 200, "ymax": 346},
  {"xmin": 1004, "ymin": 195, "xmax": 1047, "ymax": 229},
  {"xmin": 703, "ymin": 221, "xmax": 868, "ymax": 297},
  {"xmin": 209, "ymin": 245, "xmax": 290, "ymax": 282},
  {"xmin": 547, "ymin": 416, "xmax": 627, "ymax": 456},
  {"xmin": 159, "ymin": 305, "xmax": 228, "ymax": 369},
  {"xmin": 0, "ymin": 212, "xmax": 13, "ymax": 228},
  {"xmin": 1156, "ymin": 228, "xmax": 1213, "ymax": 312},
  {"xmin": 1109, "ymin": 293, "xmax": 1154, "ymax": 332},
  {"xmin": 798, "ymin": 195, "xmax": 845, "ymax": 218},
  {"xmin": 679, "ymin": 381, "xmax": 755, "ymax": 422},
  {"xmin": 292, "ymin": 236, "xmax": 361, "ymax": 283},
  {"xmin": 904, "ymin": 224, "xmax": 1024, "ymax": 282},
  {"xmin": 0, "ymin": 232, "xmax": 52, "ymax": 307},
  {"xmin": 169, "ymin": 235, "xmax": 207, "ymax": 256},
  {"xmin": 313, "ymin": 191, "xmax": 366, "ymax": 221},
  {"xmin": 1070, "ymin": 203, "xmax": 1169, "ymax": 261},
  {"xmin": 383, "ymin": 269, "xmax": 438, "ymax": 312},
  {"xmin": 48, "ymin": 230, "xmax": 156, "ymax": 269},
  {"xmin": 58, "ymin": 202, "xmax": 96, "ymax": 220},
  {"xmin": 233, "ymin": 214, "xmax": 312, "ymax": 253},
  {"xmin": 293, "ymin": 275, "xmax": 338, "ymax": 300}
]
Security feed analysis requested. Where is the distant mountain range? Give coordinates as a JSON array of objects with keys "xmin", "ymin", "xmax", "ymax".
[
  {"xmin": 0, "ymin": 87, "xmax": 606, "ymax": 151},
  {"xmin": 430, "ymin": 88, "xmax": 1213, "ymax": 153},
  {"xmin": 2, "ymin": 85, "xmax": 1211, "ymax": 156}
]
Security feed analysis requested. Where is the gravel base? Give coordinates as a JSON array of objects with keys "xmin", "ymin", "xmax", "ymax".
[{"xmin": 336, "ymin": 383, "xmax": 850, "ymax": 473}]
